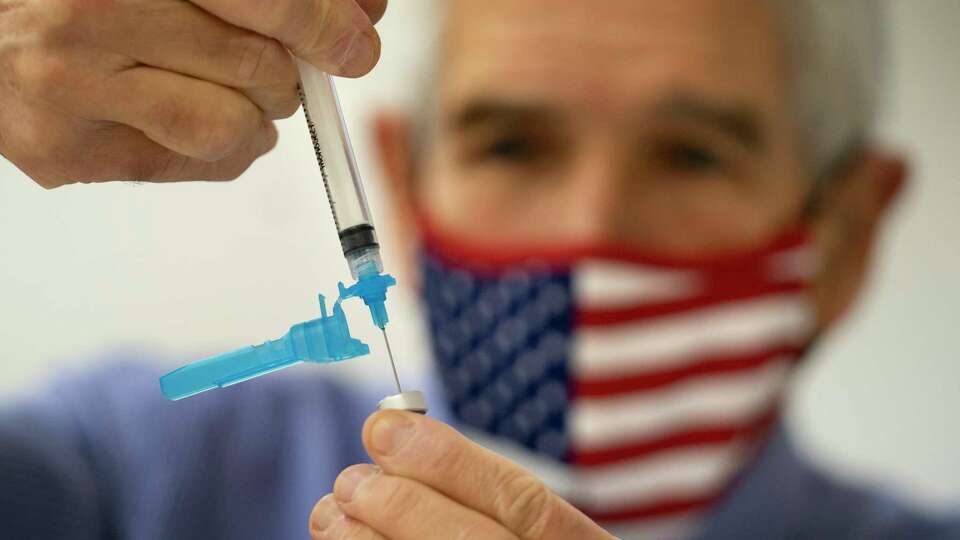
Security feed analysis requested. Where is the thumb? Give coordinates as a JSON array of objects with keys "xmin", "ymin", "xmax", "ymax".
[{"xmin": 190, "ymin": 0, "xmax": 381, "ymax": 77}]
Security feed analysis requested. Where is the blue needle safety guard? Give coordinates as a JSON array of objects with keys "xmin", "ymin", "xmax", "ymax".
[{"xmin": 159, "ymin": 272, "xmax": 396, "ymax": 401}]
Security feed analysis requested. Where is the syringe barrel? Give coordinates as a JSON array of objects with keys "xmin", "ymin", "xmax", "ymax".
[{"xmin": 297, "ymin": 59, "xmax": 382, "ymax": 277}]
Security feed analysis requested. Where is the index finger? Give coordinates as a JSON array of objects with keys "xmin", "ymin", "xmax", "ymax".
[
  {"xmin": 189, "ymin": 0, "xmax": 381, "ymax": 77},
  {"xmin": 361, "ymin": 411, "xmax": 615, "ymax": 540}
]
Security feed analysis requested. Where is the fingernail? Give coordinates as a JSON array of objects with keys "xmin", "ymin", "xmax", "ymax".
[
  {"xmin": 335, "ymin": 464, "xmax": 378, "ymax": 503},
  {"xmin": 311, "ymin": 495, "xmax": 342, "ymax": 534},
  {"xmin": 370, "ymin": 412, "xmax": 414, "ymax": 456},
  {"xmin": 329, "ymin": 28, "xmax": 376, "ymax": 75}
]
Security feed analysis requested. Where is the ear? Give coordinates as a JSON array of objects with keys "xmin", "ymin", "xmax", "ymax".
[
  {"xmin": 811, "ymin": 149, "xmax": 908, "ymax": 329},
  {"xmin": 372, "ymin": 110, "xmax": 421, "ymax": 282}
]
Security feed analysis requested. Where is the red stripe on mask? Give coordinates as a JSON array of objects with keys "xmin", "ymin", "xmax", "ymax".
[
  {"xmin": 573, "ymin": 345, "xmax": 803, "ymax": 397},
  {"xmin": 415, "ymin": 211, "xmax": 811, "ymax": 274},
  {"xmin": 570, "ymin": 409, "xmax": 778, "ymax": 467},
  {"xmin": 577, "ymin": 281, "xmax": 808, "ymax": 326}
]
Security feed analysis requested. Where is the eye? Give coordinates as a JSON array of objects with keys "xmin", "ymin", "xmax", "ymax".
[
  {"xmin": 484, "ymin": 134, "xmax": 540, "ymax": 163},
  {"xmin": 664, "ymin": 143, "xmax": 723, "ymax": 171}
]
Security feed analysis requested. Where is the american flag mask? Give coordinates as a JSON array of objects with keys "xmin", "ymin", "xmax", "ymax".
[{"xmin": 421, "ymin": 225, "xmax": 819, "ymax": 538}]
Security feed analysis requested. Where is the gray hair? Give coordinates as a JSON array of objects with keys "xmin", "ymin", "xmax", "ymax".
[
  {"xmin": 772, "ymin": 0, "xmax": 887, "ymax": 178},
  {"xmin": 411, "ymin": 0, "xmax": 887, "ymax": 180}
]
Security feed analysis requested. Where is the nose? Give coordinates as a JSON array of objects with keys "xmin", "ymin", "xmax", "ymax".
[{"xmin": 560, "ymin": 142, "xmax": 638, "ymax": 245}]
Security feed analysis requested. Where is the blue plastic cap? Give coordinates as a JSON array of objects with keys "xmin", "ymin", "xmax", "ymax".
[
  {"xmin": 160, "ymin": 292, "xmax": 369, "ymax": 400},
  {"xmin": 159, "ymin": 270, "xmax": 398, "ymax": 401}
]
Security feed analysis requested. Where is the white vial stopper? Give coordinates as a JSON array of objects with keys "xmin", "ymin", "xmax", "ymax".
[{"xmin": 378, "ymin": 391, "xmax": 428, "ymax": 414}]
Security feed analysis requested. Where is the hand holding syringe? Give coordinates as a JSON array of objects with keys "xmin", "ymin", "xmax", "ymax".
[
  {"xmin": 0, "ymin": 0, "xmax": 420, "ymax": 407},
  {"xmin": 1, "ymin": 0, "xmax": 387, "ymax": 188},
  {"xmin": 160, "ymin": 57, "xmax": 426, "ymax": 414}
]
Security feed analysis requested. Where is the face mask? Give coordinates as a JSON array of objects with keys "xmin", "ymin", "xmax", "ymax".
[{"xmin": 418, "ymin": 217, "xmax": 819, "ymax": 537}]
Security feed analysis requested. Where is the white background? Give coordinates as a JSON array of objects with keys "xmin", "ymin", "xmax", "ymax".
[{"xmin": 1, "ymin": 0, "xmax": 957, "ymax": 511}]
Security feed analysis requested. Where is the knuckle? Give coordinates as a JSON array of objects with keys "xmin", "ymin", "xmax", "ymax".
[
  {"xmin": 196, "ymin": 118, "xmax": 244, "ymax": 160},
  {"xmin": 56, "ymin": 0, "xmax": 102, "ymax": 23},
  {"xmin": 23, "ymin": 158, "xmax": 74, "ymax": 187},
  {"xmin": 497, "ymin": 473, "xmax": 553, "ymax": 539},
  {"xmin": 44, "ymin": 0, "xmax": 116, "ymax": 45},
  {"xmin": 307, "ymin": 0, "xmax": 336, "ymax": 40},
  {"xmin": 375, "ymin": 476, "xmax": 419, "ymax": 520},
  {"xmin": 37, "ymin": 0, "xmax": 80, "ymax": 39},
  {"xmin": 298, "ymin": 0, "xmax": 341, "ymax": 56},
  {"xmin": 55, "ymin": 0, "xmax": 86, "ymax": 25},
  {"xmin": 34, "ymin": 177, "xmax": 65, "ymax": 189},
  {"xmin": 233, "ymin": 37, "xmax": 270, "ymax": 87},
  {"xmin": 270, "ymin": 90, "xmax": 301, "ymax": 119},
  {"xmin": 409, "ymin": 422, "xmax": 470, "ymax": 474},
  {"xmin": 0, "ymin": 42, "xmax": 25, "ymax": 96},
  {"xmin": 164, "ymin": 100, "xmax": 257, "ymax": 161},
  {"xmin": 2, "ymin": 0, "xmax": 85, "ymax": 86},
  {"xmin": 426, "ymin": 433, "xmax": 468, "ymax": 473},
  {"xmin": 253, "ymin": 0, "xmax": 294, "ymax": 36},
  {"xmin": 20, "ymin": 130, "xmax": 78, "ymax": 186},
  {"xmin": 260, "ymin": 0, "xmax": 329, "ymax": 50},
  {"xmin": 18, "ymin": 52, "xmax": 70, "ymax": 98},
  {"xmin": 4, "ymin": 7, "xmax": 91, "ymax": 100},
  {"xmin": 233, "ymin": 36, "xmax": 284, "ymax": 87},
  {"xmin": 22, "ymin": 153, "xmax": 72, "ymax": 188},
  {"xmin": 149, "ymin": 98, "xmax": 192, "ymax": 140}
]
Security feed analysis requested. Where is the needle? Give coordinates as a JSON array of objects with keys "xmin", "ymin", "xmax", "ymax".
[{"xmin": 381, "ymin": 328, "xmax": 402, "ymax": 394}]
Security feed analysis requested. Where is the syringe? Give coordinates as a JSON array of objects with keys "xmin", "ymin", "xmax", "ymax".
[
  {"xmin": 296, "ymin": 59, "xmax": 403, "ymax": 394},
  {"xmin": 296, "ymin": 59, "xmax": 383, "ymax": 281},
  {"xmin": 158, "ymin": 61, "xmax": 426, "ymax": 414}
]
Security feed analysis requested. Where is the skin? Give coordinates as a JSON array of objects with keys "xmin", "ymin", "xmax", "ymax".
[
  {"xmin": 312, "ymin": 0, "xmax": 908, "ymax": 538},
  {"xmin": 0, "ymin": 0, "xmax": 387, "ymax": 187}
]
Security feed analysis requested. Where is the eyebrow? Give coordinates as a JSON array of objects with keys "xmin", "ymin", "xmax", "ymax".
[
  {"xmin": 450, "ymin": 100, "xmax": 561, "ymax": 131},
  {"xmin": 448, "ymin": 94, "xmax": 764, "ymax": 150},
  {"xmin": 654, "ymin": 95, "xmax": 764, "ymax": 150}
]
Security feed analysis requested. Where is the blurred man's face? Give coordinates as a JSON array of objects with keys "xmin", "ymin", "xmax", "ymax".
[
  {"xmin": 420, "ymin": 0, "xmax": 807, "ymax": 256},
  {"xmin": 378, "ymin": 0, "xmax": 903, "ymax": 328}
]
